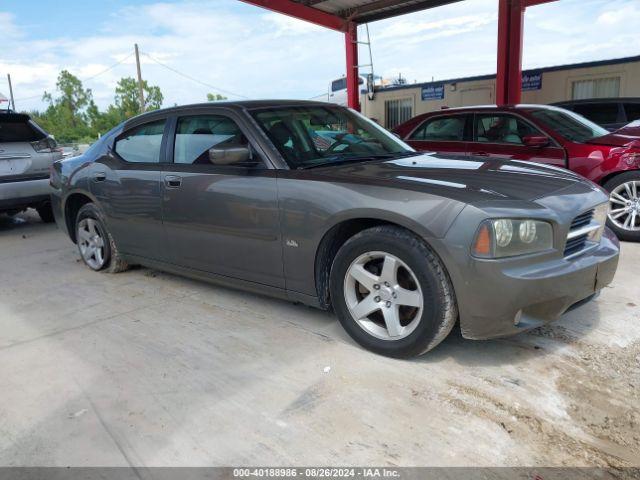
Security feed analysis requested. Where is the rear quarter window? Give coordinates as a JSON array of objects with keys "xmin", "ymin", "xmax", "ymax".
[
  {"xmin": 410, "ymin": 116, "xmax": 465, "ymax": 141},
  {"xmin": 114, "ymin": 120, "xmax": 166, "ymax": 163}
]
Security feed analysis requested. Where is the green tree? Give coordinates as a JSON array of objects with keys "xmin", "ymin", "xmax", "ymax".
[
  {"xmin": 35, "ymin": 70, "xmax": 93, "ymax": 143},
  {"xmin": 87, "ymin": 100, "xmax": 123, "ymax": 136},
  {"xmin": 207, "ymin": 93, "xmax": 227, "ymax": 102},
  {"xmin": 26, "ymin": 71, "xmax": 164, "ymax": 143},
  {"xmin": 115, "ymin": 77, "xmax": 163, "ymax": 118}
]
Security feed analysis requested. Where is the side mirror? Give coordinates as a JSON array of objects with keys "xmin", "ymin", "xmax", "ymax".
[
  {"xmin": 208, "ymin": 146, "xmax": 252, "ymax": 165},
  {"xmin": 523, "ymin": 135, "xmax": 549, "ymax": 148}
]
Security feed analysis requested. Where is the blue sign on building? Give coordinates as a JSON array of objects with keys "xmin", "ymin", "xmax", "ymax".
[
  {"xmin": 421, "ymin": 84, "xmax": 445, "ymax": 101},
  {"xmin": 522, "ymin": 71, "xmax": 543, "ymax": 91}
]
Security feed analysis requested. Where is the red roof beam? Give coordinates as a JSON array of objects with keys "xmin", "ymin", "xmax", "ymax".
[
  {"xmin": 523, "ymin": 0, "xmax": 557, "ymax": 7},
  {"xmin": 238, "ymin": 0, "xmax": 348, "ymax": 31}
]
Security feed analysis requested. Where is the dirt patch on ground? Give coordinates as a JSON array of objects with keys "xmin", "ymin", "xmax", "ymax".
[{"xmin": 436, "ymin": 329, "xmax": 640, "ymax": 469}]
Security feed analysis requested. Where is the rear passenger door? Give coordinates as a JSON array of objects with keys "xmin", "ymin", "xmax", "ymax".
[
  {"xmin": 92, "ymin": 118, "xmax": 168, "ymax": 260},
  {"xmin": 469, "ymin": 113, "xmax": 565, "ymax": 167},
  {"xmin": 161, "ymin": 111, "xmax": 284, "ymax": 288},
  {"xmin": 405, "ymin": 114, "xmax": 471, "ymax": 156}
]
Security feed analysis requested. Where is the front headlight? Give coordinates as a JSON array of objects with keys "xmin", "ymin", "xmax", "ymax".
[{"xmin": 472, "ymin": 219, "xmax": 554, "ymax": 258}]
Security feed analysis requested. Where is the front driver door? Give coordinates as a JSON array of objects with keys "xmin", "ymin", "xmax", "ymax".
[
  {"xmin": 469, "ymin": 113, "xmax": 566, "ymax": 167},
  {"xmin": 161, "ymin": 111, "xmax": 284, "ymax": 288}
]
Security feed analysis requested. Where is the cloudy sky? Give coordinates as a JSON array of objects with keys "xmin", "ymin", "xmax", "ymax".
[{"xmin": 0, "ymin": 0, "xmax": 638, "ymax": 111}]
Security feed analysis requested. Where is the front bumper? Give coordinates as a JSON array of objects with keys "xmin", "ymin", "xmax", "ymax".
[
  {"xmin": 0, "ymin": 178, "xmax": 52, "ymax": 211},
  {"xmin": 451, "ymin": 227, "xmax": 620, "ymax": 340}
]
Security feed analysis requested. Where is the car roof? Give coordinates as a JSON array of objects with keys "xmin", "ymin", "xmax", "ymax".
[
  {"xmin": 411, "ymin": 104, "xmax": 566, "ymax": 118},
  {"xmin": 123, "ymin": 99, "xmax": 338, "ymax": 129},
  {"xmin": 552, "ymin": 97, "xmax": 640, "ymax": 105}
]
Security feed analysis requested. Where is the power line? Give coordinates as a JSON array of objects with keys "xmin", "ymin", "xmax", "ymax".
[
  {"xmin": 83, "ymin": 52, "xmax": 134, "ymax": 82},
  {"xmin": 141, "ymin": 50, "xmax": 250, "ymax": 100},
  {"xmin": 13, "ymin": 52, "xmax": 134, "ymax": 102}
]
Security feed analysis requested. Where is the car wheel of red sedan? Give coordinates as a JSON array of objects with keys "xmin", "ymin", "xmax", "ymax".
[{"xmin": 605, "ymin": 172, "xmax": 640, "ymax": 241}]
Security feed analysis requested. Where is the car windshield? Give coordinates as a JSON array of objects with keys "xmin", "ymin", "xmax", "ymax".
[
  {"xmin": 530, "ymin": 108, "xmax": 609, "ymax": 143},
  {"xmin": 251, "ymin": 105, "xmax": 416, "ymax": 168}
]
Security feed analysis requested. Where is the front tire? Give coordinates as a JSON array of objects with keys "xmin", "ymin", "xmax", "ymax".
[
  {"xmin": 329, "ymin": 225, "xmax": 457, "ymax": 358},
  {"xmin": 604, "ymin": 172, "xmax": 640, "ymax": 242},
  {"xmin": 75, "ymin": 203, "xmax": 129, "ymax": 273}
]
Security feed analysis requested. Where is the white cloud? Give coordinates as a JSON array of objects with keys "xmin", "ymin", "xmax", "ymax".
[{"xmin": 0, "ymin": 0, "xmax": 637, "ymax": 112}]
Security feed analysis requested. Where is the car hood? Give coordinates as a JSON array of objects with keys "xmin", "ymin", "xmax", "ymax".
[{"xmin": 307, "ymin": 153, "xmax": 596, "ymax": 203}]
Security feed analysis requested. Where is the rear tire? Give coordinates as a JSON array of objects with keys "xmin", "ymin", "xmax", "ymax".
[
  {"xmin": 36, "ymin": 203, "xmax": 55, "ymax": 223},
  {"xmin": 329, "ymin": 225, "xmax": 457, "ymax": 358},
  {"xmin": 604, "ymin": 172, "xmax": 640, "ymax": 242},
  {"xmin": 75, "ymin": 203, "xmax": 129, "ymax": 273}
]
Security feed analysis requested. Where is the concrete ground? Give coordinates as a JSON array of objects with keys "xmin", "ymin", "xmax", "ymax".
[{"xmin": 0, "ymin": 210, "xmax": 638, "ymax": 468}]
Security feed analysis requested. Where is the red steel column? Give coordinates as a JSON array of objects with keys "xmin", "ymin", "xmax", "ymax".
[
  {"xmin": 345, "ymin": 22, "xmax": 360, "ymax": 111},
  {"xmin": 496, "ymin": 0, "xmax": 525, "ymax": 105}
]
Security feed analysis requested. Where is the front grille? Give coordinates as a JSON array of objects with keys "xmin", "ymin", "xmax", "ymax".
[
  {"xmin": 564, "ymin": 233, "xmax": 589, "ymax": 257},
  {"xmin": 564, "ymin": 209, "xmax": 595, "ymax": 258},
  {"xmin": 570, "ymin": 209, "xmax": 594, "ymax": 230}
]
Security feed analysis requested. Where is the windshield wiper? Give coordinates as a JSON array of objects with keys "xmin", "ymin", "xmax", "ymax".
[{"xmin": 298, "ymin": 151, "xmax": 419, "ymax": 169}]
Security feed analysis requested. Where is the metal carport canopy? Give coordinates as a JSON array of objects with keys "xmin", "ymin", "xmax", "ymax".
[
  {"xmin": 239, "ymin": 0, "xmax": 557, "ymax": 111},
  {"xmin": 250, "ymin": 0, "xmax": 464, "ymax": 26}
]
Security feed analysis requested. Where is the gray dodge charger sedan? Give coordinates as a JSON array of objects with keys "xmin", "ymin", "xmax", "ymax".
[{"xmin": 50, "ymin": 101, "xmax": 620, "ymax": 357}]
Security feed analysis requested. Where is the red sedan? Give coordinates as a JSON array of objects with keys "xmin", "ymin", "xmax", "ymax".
[{"xmin": 394, "ymin": 105, "xmax": 640, "ymax": 240}]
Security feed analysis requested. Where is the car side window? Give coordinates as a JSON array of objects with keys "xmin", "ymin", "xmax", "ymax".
[
  {"xmin": 174, "ymin": 115, "xmax": 261, "ymax": 166},
  {"xmin": 572, "ymin": 103, "xmax": 619, "ymax": 125},
  {"xmin": 114, "ymin": 120, "xmax": 166, "ymax": 163},
  {"xmin": 475, "ymin": 114, "xmax": 541, "ymax": 145},
  {"xmin": 410, "ymin": 116, "xmax": 465, "ymax": 141},
  {"xmin": 623, "ymin": 103, "xmax": 640, "ymax": 123}
]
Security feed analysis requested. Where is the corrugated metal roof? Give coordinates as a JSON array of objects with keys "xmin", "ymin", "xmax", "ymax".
[{"xmin": 292, "ymin": 0, "xmax": 462, "ymax": 23}]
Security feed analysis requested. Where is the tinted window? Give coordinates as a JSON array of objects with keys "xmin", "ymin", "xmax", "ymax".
[
  {"xmin": 410, "ymin": 116, "xmax": 465, "ymax": 141},
  {"xmin": 251, "ymin": 105, "xmax": 414, "ymax": 168},
  {"xmin": 476, "ymin": 114, "xmax": 540, "ymax": 145},
  {"xmin": 331, "ymin": 78, "xmax": 347, "ymax": 92},
  {"xmin": 572, "ymin": 103, "xmax": 619, "ymax": 125},
  {"xmin": 0, "ymin": 117, "xmax": 45, "ymax": 142},
  {"xmin": 174, "ymin": 115, "xmax": 249, "ymax": 165},
  {"xmin": 115, "ymin": 120, "xmax": 165, "ymax": 163},
  {"xmin": 624, "ymin": 103, "xmax": 640, "ymax": 123}
]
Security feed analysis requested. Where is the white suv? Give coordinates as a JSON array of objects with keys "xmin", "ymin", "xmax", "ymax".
[{"xmin": 0, "ymin": 111, "xmax": 63, "ymax": 222}]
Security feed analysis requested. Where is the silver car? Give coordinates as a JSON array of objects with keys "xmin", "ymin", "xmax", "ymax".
[
  {"xmin": 0, "ymin": 111, "xmax": 62, "ymax": 222},
  {"xmin": 50, "ymin": 101, "xmax": 620, "ymax": 358}
]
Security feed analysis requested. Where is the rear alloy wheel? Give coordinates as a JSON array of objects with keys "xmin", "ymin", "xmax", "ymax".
[
  {"xmin": 605, "ymin": 173, "xmax": 640, "ymax": 242},
  {"xmin": 75, "ymin": 203, "xmax": 129, "ymax": 273},
  {"xmin": 77, "ymin": 217, "xmax": 107, "ymax": 270},
  {"xmin": 330, "ymin": 225, "xmax": 457, "ymax": 358}
]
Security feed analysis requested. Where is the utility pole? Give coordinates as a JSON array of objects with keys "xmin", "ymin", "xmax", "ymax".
[
  {"xmin": 7, "ymin": 74, "xmax": 16, "ymax": 111},
  {"xmin": 134, "ymin": 44, "xmax": 145, "ymax": 113}
]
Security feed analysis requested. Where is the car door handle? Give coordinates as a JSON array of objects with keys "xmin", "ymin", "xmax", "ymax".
[
  {"xmin": 93, "ymin": 172, "xmax": 107, "ymax": 182},
  {"xmin": 475, "ymin": 152, "xmax": 490, "ymax": 157},
  {"xmin": 164, "ymin": 175, "xmax": 182, "ymax": 188}
]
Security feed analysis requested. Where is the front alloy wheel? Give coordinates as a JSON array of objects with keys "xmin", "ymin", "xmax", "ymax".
[
  {"xmin": 608, "ymin": 180, "xmax": 640, "ymax": 232},
  {"xmin": 344, "ymin": 251, "xmax": 423, "ymax": 340},
  {"xmin": 330, "ymin": 225, "xmax": 457, "ymax": 358}
]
